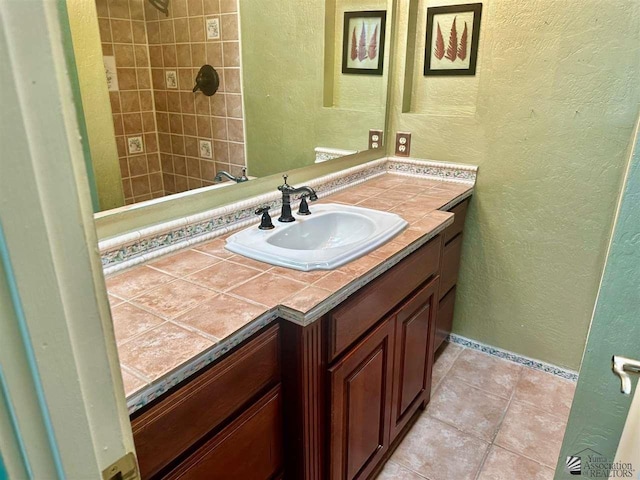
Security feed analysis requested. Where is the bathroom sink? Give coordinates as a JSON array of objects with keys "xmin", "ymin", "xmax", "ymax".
[{"xmin": 225, "ymin": 203, "xmax": 408, "ymax": 271}]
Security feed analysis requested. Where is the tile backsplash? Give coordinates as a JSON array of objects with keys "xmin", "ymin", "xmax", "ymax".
[{"xmin": 95, "ymin": 0, "xmax": 247, "ymax": 204}]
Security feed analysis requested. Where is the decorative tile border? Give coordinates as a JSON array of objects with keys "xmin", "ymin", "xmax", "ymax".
[
  {"xmin": 447, "ymin": 333, "xmax": 579, "ymax": 382},
  {"xmin": 101, "ymin": 157, "xmax": 478, "ymax": 275},
  {"xmin": 314, "ymin": 147, "xmax": 358, "ymax": 164},
  {"xmin": 387, "ymin": 156, "xmax": 478, "ymax": 184},
  {"xmin": 126, "ymin": 310, "xmax": 280, "ymax": 414}
]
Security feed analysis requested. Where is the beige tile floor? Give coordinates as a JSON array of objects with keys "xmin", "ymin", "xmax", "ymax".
[{"xmin": 377, "ymin": 342, "xmax": 576, "ymax": 480}]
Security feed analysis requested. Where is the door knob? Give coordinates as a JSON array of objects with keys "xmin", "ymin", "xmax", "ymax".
[{"xmin": 612, "ymin": 356, "xmax": 640, "ymax": 394}]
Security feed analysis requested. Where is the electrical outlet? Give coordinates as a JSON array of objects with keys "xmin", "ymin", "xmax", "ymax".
[
  {"xmin": 368, "ymin": 129, "xmax": 383, "ymax": 150},
  {"xmin": 395, "ymin": 132, "xmax": 411, "ymax": 157}
]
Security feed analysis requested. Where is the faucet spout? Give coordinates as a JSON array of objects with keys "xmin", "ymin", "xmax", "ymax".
[
  {"xmin": 288, "ymin": 186, "xmax": 318, "ymax": 201},
  {"xmin": 214, "ymin": 167, "xmax": 249, "ymax": 183},
  {"xmin": 277, "ymin": 174, "xmax": 317, "ymax": 222}
]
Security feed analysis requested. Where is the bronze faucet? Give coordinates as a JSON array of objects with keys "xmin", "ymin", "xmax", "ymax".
[{"xmin": 277, "ymin": 174, "xmax": 318, "ymax": 222}]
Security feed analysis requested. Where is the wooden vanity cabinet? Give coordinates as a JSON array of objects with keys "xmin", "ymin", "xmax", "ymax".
[
  {"xmin": 283, "ymin": 199, "xmax": 471, "ymax": 480},
  {"xmin": 131, "ymin": 324, "xmax": 282, "ymax": 479},
  {"xmin": 327, "ymin": 274, "xmax": 441, "ymax": 480},
  {"xmin": 434, "ymin": 199, "xmax": 469, "ymax": 351},
  {"xmin": 324, "ymin": 236, "xmax": 443, "ymax": 480}
]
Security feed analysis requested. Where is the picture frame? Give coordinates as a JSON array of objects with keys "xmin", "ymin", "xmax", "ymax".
[
  {"xmin": 424, "ymin": 3, "xmax": 482, "ymax": 76},
  {"xmin": 342, "ymin": 10, "xmax": 387, "ymax": 75}
]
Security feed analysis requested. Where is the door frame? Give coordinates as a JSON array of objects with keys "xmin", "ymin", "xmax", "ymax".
[{"xmin": 0, "ymin": 1, "xmax": 135, "ymax": 478}]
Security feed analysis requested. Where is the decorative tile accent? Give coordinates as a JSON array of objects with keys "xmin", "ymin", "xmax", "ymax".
[
  {"xmin": 199, "ymin": 139, "xmax": 212, "ymax": 159},
  {"xmin": 446, "ymin": 333, "xmax": 579, "ymax": 382},
  {"xmin": 314, "ymin": 147, "xmax": 358, "ymax": 164},
  {"xmin": 165, "ymin": 70, "xmax": 177, "ymax": 89},
  {"xmin": 103, "ymin": 55, "xmax": 119, "ymax": 91},
  {"xmin": 387, "ymin": 156, "xmax": 478, "ymax": 183},
  {"xmin": 205, "ymin": 17, "xmax": 220, "ymax": 40},
  {"xmin": 127, "ymin": 136, "xmax": 144, "ymax": 154}
]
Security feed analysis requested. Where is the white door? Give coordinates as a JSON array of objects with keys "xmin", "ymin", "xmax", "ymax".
[{"xmin": 0, "ymin": 1, "xmax": 136, "ymax": 478}]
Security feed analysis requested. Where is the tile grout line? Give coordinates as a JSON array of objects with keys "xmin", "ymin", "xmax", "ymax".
[
  {"xmin": 431, "ymin": 344, "xmax": 465, "ymax": 393},
  {"xmin": 472, "ymin": 365, "xmax": 525, "ymax": 480},
  {"xmin": 491, "ymin": 443, "xmax": 559, "ymax": 472}
]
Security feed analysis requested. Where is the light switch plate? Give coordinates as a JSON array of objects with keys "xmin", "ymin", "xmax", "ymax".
[
  {"xmin": 395, "ymin": 132, "xmax": 411, "ymax": 157},
  {"xmin": 369, "ymin": 129, "xmax": 383, "ymax": 150}
]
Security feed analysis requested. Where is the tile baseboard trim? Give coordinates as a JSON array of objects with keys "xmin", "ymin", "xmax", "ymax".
[
  {"xmin": 446, "ymin": 333, "xmax": 579, "ymax": 382},
  {"xmin": 100, "ymin": 157, "xmax": 478, "ymax": 274}
]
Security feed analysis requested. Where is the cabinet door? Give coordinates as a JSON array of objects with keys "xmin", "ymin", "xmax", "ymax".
[
  {"xmin": 390, "ymin": 277, "xmax": 439, "ymax": 441},
  {"xmin": 164, "ymin": 385, "xmax": 283, "ymax": 480},
  {"xmin": 328, "ymin": 317, "xmax": 395, "ymax": 480}
]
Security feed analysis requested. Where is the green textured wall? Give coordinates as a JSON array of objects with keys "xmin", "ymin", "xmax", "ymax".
[
  {"xmin": 66, "ymin": 0, "xmax": 124, "ymax": 210},
  {"xmin": 388, "ymin": 0, "xmax": 640, "ymax": 369},
  {"xmin": 240, "ymin": 0, "xmax": 390, "ymax": 178},
  {"xmin": 555, "ymin": 117, "xmax": 640, "ymax": 476}
]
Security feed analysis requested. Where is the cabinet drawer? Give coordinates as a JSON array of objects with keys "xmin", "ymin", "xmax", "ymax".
[
  {"xmin": 440, "ymin": 234, "xmax": 462, "ymax": 299},
  {"xmin": 165, "ymin": 384, "xmax": 283, "ymax": 480},
  {"xmin": 435, "ymin": 286, "xmax": 456, "ymax": 351},
  {"xmin": 390, "ymin": 276, "xmax": 439, "ymax": 441},
  {"xmin": 328, "ymin": 236, "xmax": 441, "ymax": 362},
  {"xmin": 132, "ymin": 324, "xmax": 280, "ymax": 479},
  {"xmin": 443, "ymin": 199, "xmax": 469, "ymax": 245}
]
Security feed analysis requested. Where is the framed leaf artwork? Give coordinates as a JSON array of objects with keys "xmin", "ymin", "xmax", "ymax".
[
  {"xmin": 424, "ymin": 3, "xmax": 482, "ymax": 76},
  {"xmin": 342, "ymin": 10, "xmax": 387, "ymax": 75}
]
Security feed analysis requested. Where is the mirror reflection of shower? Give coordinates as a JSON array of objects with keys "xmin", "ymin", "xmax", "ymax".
[{"xmin": 95, "ymin": 0, "xmax": 247, "ymax": 205}]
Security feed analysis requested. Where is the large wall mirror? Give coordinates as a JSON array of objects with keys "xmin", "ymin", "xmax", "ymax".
[{"xmin": 67, "ymin": 0, "xmax": 393, "ymax": 223}]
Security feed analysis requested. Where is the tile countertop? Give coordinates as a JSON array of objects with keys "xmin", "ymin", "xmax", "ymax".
[{"xmin": 105, "ymin": 174, "xmax": 473, "ymax": 412}]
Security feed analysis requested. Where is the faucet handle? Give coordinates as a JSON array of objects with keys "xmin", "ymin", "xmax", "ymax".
[
  {"xmin": 298, "ymin": 194, "xmax": 312, "ymax": 215},
  {"xmin": 255, "ymin": 206, "xmax": 275, "ymax": 230}
]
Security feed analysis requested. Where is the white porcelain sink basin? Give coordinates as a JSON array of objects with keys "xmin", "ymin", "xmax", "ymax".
[{"xmin": 225, "ymin": 203, "xmax": 408, "ymax": 271}]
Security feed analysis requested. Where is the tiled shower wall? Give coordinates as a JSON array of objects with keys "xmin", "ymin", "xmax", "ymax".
[
  {"xmin": 146, "ymin": 0, "xmax": 246, "ymax": 193},
  {"xmin": 96, "ymin": 0, "xmax": 246, "ymax": 204},
  {"xmin": 96, "ymin": 0, "xmax": 164, "ymax": 203}
]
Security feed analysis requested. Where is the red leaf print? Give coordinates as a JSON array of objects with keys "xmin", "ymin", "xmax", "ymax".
[
  {"xmin": 457, "ymin": 21, "xmax": 468, "ymax": 60},
  {"xmin": 445, "ymin": 16, "xmax": 457, "ymax": 62},
  {"xmin": 434, "ymin": 22, "xmax": 445, "ymax": 60},
  {"xmin": 368, "ymin": 24, "xmax": 378, "ymax": 60},
  {"xmin": 358, "ymin": 22, "xmax": 367, "ymax": 61},
  {"xmin": 350, "ymin": 27, "xmax": 358, "ymax": 61}
]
